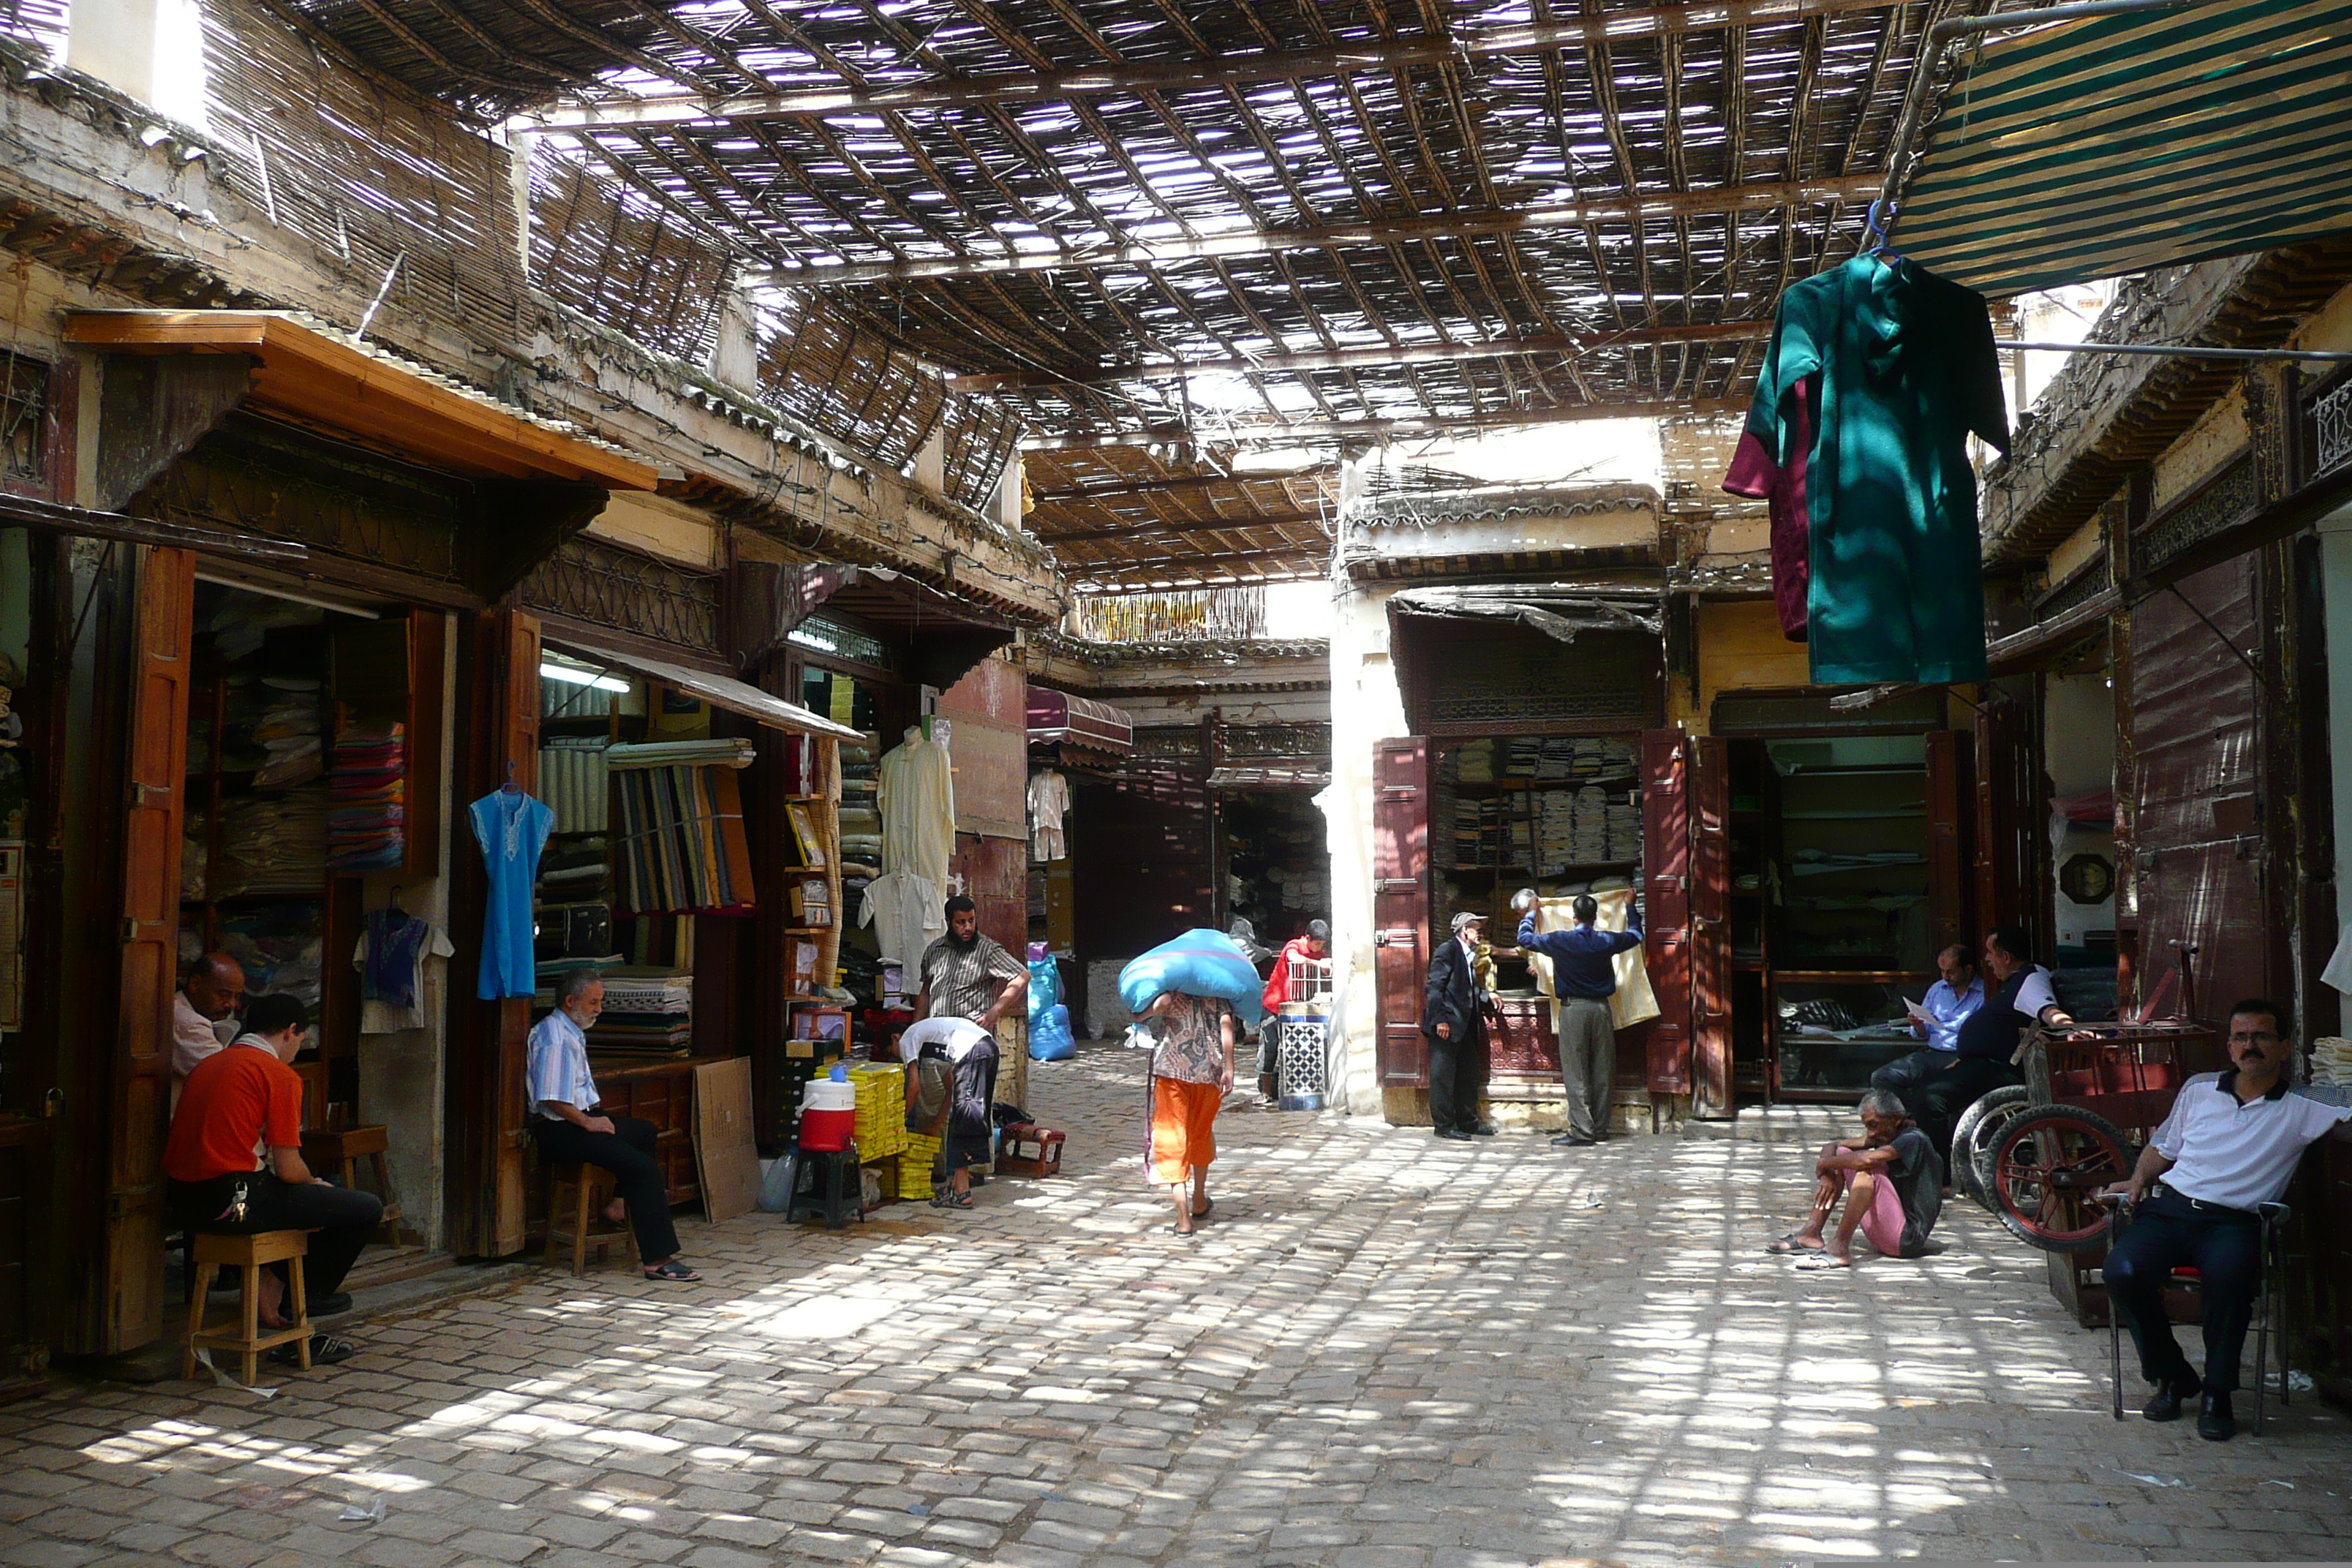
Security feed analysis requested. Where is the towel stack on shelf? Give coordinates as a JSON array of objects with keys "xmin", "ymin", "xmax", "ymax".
[
  {"xmin": 538, "ymin": 737, "xmax": 611, "ymax": 834},
  {"xmin": 1569, "ymin": 785, "xmax": 1610, "ymax": 863},
  {"xmin": 583, "ymin": 967, "xmax": 694, "ymax": 1058},
  {"xmin": 608, "ymin": 740, "xmax": 758, "ymax": 914},
  {"xmin": 2311, "ymin": 1038, "xmax": 2351, "ymax": 1088},
  {"xmin": 327, "ymin": 714, "xmax": 406, "ymax": 871},
  {"xmin": 1606, "ymin": 799, "xmax": 1642, "ymax": 861},
  {"xmin": 1455, "ymin": 739, "xmax": 1496, "ymax": 784}
]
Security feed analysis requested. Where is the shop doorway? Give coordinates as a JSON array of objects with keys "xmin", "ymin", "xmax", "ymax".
[{"xmin": 1217, "ymin": 789, "xmax": 1330, "ymax": 946}]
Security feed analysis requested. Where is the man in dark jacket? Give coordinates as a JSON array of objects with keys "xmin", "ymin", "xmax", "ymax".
[{"xmin": 1423, "ymin": 911, "xmax": 1496, "ymax": 1141}]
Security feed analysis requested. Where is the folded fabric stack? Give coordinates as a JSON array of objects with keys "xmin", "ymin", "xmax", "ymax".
[
  {"xmin": 214, "ymin": 789, "xmax": 329, "ymax": 897},
  {"xmin": 1606, "ymin": 799, "xmax": 1641, "ymax": 861},
  {"xmin": 537, "ymin": 837, "xmax": 611, "ymax": 901},
  {"xmin": 612, "ymin": 764, "xmax": 758, "ymax": 913},
  {"xmin": 838, "ymin": 802, "xmax": 883, "ymax": 864},
  {"xmin": 226, "ymin": 676, "xmax": 325, "ymax": 789},
  {"xmin": 584, "ymin": 966, "xmax": 694, "ymax": 1058},
  {"xmin": 538, "ymin": 737, "xmax": 611, "ymax": 834},
  {"xmin": 1535, "ymin": 792, "xmax": 1576, "ymax": 874},
  {"xmin": 2311, "ymin": 1037, "xmax": 2351, "ymax": 1088},
  {"xmin": 216, "ymin": 902, "xmax": 327, "ymax": 1009},
  {"xmin": 181, "ymin": 810, "xmax": 208, "ymax": 901},
  {"xmin": 1455, "ymin": 739, "xmax": 1496, "ymax": 784},
  {"xmin": 1569, "ymin": 785, "xmax": 1610, "ymax": 863},
  {"xmin": 327, "ymin": 712, "xmax": 405, "ymax": 871}
]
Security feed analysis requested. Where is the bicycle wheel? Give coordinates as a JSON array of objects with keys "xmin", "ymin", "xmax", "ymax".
[
  {"xmin": 1989, "ymin": 1105, "xmax": 2136, "ymax": 1253},
  {"xmin": 1953, "ymin": 1085, "xmax": 2033, "ymax": 1211}
]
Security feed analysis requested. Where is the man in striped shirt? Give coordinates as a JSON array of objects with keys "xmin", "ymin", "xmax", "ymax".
[
  {"xmin": 915, "ymin": 896, "xmax": 1028, "ymax": 1031},
  {"xmin": 527, "ymin": 968, "xmax": 700, "ymax": 1282}
]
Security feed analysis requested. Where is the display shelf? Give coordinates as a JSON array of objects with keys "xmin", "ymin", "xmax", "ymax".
[{"xmin": 1448, "ymin": 774, "xmax": 1637, "ymax": 794}]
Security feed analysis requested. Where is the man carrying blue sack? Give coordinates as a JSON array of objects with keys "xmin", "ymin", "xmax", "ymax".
[{"xmin": 1517, "ymin": 891, "xmax": 1643, "ymax": 1147}]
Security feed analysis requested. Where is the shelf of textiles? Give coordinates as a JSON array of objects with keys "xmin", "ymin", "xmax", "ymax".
[{"xmin": 176, "ymin": 592, "xmax": 431, "ymax": 1085}]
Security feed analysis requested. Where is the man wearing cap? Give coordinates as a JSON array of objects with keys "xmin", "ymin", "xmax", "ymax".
[
  {"xmin": 1256, "ymin": 919, "xmax": 1330, "ymax": 1098},
  {"xmin": 1422, "ymin": 911, "xmax": 1496, "ymax": 1141}
]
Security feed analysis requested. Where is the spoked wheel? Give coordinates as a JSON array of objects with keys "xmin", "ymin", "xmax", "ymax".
[
  {"xmin": 1990, "ymin": 1106, "xmax": 2136, "ymax": 1253},
  {"xmin": 1952, "ymin": 1085, "xmax": 2033, "ymax": 1212}
]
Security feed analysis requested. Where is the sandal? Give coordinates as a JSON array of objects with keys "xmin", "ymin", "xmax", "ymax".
[
  {"xmin": 1191, "ymin": 1197, "xmax": 1214, "ymax": 1219},
  {"xmin": 931, "ymin": 1189, "xmax": 975, "ymax": 1210},
  {"xmin": 1797, "ymin": 1253, "xmax": 1853, "ymax": 1271},
  {"xmin": 1765, "ymin": 1232, "xmax": 1823, "ymax": 1255},
  {"xmin": 1170, "ymin": 1225, "xmax": 1198, "ymax": 1238},
  {"xmin": 643, "ymin": 1260, "xmax": 703, "ymax": 1282}
]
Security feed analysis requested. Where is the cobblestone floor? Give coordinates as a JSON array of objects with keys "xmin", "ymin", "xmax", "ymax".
[{"xmin": 4, "ymin": 1043, "xmax": 2349, "ymax": 1567}]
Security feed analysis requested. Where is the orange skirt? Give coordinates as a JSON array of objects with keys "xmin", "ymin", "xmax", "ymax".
[{"xmin": 1149, "ymin": 1076, "xmax": 1221, "ymax": 1185}]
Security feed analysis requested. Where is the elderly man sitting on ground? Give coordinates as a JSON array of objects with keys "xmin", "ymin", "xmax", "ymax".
[{"xmin": 1768, "ymin": 1088, "xmax": 1945, "ymax": 1269}]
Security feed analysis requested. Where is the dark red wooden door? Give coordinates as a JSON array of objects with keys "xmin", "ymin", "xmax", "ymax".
[
  {"xmin": 104, "ymin": 545, "xmax": 193, "ymax": 1352},
  {"xmin": 1373, "ymin": 739, "xmax": 1431, "ymax": 1089},
  {"xmin": 1926, "ymin": 728, "xmax": 1971, "ymax": 960},
  {"xmin": 1975, "ymin": 693, "xmax": 2042, "ymax": 952},
  {"xmin": 1687, "ymin": 734, "xmax": 1731, "ymax": 1117},
  {"xmin": 1640, "ymin": 729, "xmax": 1692, "ymax": 1097}
]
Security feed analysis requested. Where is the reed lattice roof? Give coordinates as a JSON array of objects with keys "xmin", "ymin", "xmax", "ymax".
[{"xmin": 270, "ymin": 0, "xmax": 1967, "ymax": 581}]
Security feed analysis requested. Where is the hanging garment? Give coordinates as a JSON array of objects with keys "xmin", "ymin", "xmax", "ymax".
[
  {"xmin": 353, "ymin": 919, "xmax": 456, "ymax": 1033},
  {"xmin": 1721, "ymin": 374, "xmax": 1817, "ymax": 641},
  {"xmin": 859, "ymin": 871, "xmax": 944, "ymax": 968},
  {"xmin": 470, "ymin": 788, "xmax": 554, "ymax": 1000},
  {"xmin": 1736, "ymin": 255, "xmax": 2009, "ymax": 685},
  {"xmin": 878, "ymin": 727, "xmax": 956, "ymax": 891},
  {"xmin": 1028, "ymin": 769, "xmax": 1071, "ymax": 862}
]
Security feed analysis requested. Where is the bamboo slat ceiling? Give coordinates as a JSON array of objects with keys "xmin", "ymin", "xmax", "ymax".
[{"xmin": 279, "ymin": 0, "xmax": 1964, "ymax": 584}]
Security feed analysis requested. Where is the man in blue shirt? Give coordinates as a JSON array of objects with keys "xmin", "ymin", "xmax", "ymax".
[
  {"xmin": 1517, "ymin": 893, "xmax": 1643, "ymax": 1147},
  {"xmin": 1869, "ymin": 946, "xmax": 1985, "ymax": 1119}
]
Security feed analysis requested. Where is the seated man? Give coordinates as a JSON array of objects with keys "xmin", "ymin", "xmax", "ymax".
[
  {"xmin": 1767, "ymin": 1088, "xmax": 1943, "ymax": 1269},
  {"xmin": 527, "ymin": 968, "xmax": 701, "ymax": 1281},
  {"xmin": 1915, "ymin": 924, "xmax": 2078, "ymax": 1162},
  {"xmin": 164, "ymin": 993, "xmax": 382, "ymax": 1365},
  {"xmin": 171, "ymin": 950, "xmax": 245, "ymax": 1102},
  {"xmin": 1256, "ymin": 919, "xmax": 1330, "ymax": 1098},
  {"xmin": 1869, "ymin": 944, "xmax": 1984, "ymax": 1114},
  {"xmin": 2106, "ymin": 998, "xmax": 2350, "ymax": 1441}
]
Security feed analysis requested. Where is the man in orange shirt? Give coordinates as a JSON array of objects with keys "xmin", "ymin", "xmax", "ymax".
[{"xmin": 165, "ymin": 993, "xmax": 382, "ymax": 1366}]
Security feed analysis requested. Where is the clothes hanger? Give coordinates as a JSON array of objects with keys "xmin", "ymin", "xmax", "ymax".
[
  {"xmin": 1862, "ymin": 197, "xmax": 1903, "ymax": 263},
  {"xmin": 501, "ymin": 759, "xmax": 521, "ymax": 794}
]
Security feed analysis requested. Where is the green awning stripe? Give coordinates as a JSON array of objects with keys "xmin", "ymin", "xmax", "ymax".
[
  {"xmin": 1896, "ymin": 0, "xmax": 2352, "ymax": 293},
  {"xmin": 1904, "ymin": 122, "xmax": 2352, "ymax": 233}
]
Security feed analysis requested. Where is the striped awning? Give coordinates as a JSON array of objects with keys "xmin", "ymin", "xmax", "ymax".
[{"xmin": 1899, "ymin": 0, "xmax": 2352, "ymax": 296}]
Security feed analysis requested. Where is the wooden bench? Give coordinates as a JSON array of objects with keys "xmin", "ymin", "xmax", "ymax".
[
  {"xmin": 545, "ymin": 1163, "xmax": 641, "ymax": 1277},
  {"xmin": 183, "ymin": 1231, "xmax": 311, "ymax": 1385}
]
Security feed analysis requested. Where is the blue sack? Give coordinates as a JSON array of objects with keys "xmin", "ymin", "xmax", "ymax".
[
  {"xmin": 1118, "ymin": 929, "xmax": 1267, "ymax": 1026},
  {"xmin": 1029, "ymin": 1003, "xmax": 1076, "ymax": 1060},
  {"xmin": 1027, "ymin": 957, "xmax": 1062, "ymax": 1023}
]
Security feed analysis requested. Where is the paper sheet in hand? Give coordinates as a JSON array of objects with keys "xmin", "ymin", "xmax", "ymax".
[{"xmin": 1902, "ymin": 997, "xmax": 1936, "ymax": 1026}]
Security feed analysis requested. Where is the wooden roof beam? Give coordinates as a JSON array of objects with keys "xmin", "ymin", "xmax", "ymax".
[
  {"xmin": 954, "ymin": 320, "xmax": 1772, "ymax": 390},
  {"xmin": 741, "ymin": 177, "xmax": 1877, "ymax": 285},
  {"xmin": 1025, "ymin": 396, "xmax": 1749, "ymax": 448},
  {"xmin": 523, "ymin": 0, "xmax": 1901, "ymax": 129}
]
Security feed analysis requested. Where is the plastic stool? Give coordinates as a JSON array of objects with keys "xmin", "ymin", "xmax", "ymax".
[{"xmin": 788, "ymin": 1142, "xmax": 866, "ymax": 1230}]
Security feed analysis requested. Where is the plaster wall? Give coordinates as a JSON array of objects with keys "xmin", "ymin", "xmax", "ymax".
[
  {"xmin": 1694, "ymin": 598, "xmax": 1808, "ymax": 728},
  {"xmin": 1354, "ymin": 508, "xmax": 1651, "ymax": 564},
  {"xmin": 2149, "ymin": 387, "xmax": 2250, "ymax": 512},
  {"xmin": 1325, "ymin": 577, "xmax": 1407, "ymax": 1117}
]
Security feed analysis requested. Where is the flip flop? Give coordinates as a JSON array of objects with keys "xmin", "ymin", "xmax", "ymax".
[
  {"xmin": 1765, "ymin": 1233, "xmax": 1823, "ymax": 1254},
  {"xmin": 1191, "ymin": 1197, "xmax": 1214, "ymax": 1219},
  {"xmin": 931, "ymin": 1189, "xmax": 975, "ymax": 1210},
  {"xmin": 642, "ymin": 1260, "xmax": 703, "ymax": 1282},
  {"xmin": 1797, "ymin": 1254, "xmax": 1853, "ymax": 1271},
  {"xmin": 1169, "ymin": 1226, "xmax": 1198, "ymax": 1239}
]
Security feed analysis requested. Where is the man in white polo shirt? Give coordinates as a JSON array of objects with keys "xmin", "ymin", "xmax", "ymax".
[{"xmin": 2106, "ymin": 998, "xmax": 2351, "ymax": 1441}]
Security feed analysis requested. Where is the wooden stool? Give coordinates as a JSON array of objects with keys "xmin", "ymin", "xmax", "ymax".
[
  {"xmin": 183, "ymin": 1230, "xmax": 312, "ymax": 1384},
  {"xmin": 546, "ymin": 1163, "xmax": 641, "ymax": 1277},
  {"xmin": 301, "ymin": 1126, "xmax": 403, "ymax": 1243}
]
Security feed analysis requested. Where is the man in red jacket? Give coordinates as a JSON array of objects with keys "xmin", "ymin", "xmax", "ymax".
[{"xmin": 1255, "ymin": 921, "xmax": 1329, "ymax": 1097}]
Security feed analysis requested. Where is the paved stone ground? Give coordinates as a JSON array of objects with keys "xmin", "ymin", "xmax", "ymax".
[{"xmin": 4, "ymin": 1043, "xmax": 2349, "ymax": 1568}]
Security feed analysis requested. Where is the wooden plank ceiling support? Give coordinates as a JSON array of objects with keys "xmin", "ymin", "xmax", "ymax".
[
  {"xmin": 1026, "ymin": 396, "xmax": 1748, "ymax": 448},
  {"xmin": 525, "ymin": 0, "xmax": 1901, "ymax": 129},
  {"xmin": 1036, "ymin": 506, "xmax": 1330, "ymax": 544},
  {"xmin": 953, "ymin": 320, "xmax": 1774, "ymax": 390},
  {"xmin": 1030, "ymin": 470, "xmax": 1333, "ymax": 505},
  {"xmin": 747, "ymin": 176, "xmax": 1880, "ymax": 286}
]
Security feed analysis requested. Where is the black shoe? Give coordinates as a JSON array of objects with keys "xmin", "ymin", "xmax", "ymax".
[
  {"xmin": 1434, "ymin": 1128, "xmax": 1474, "ymax": 1142},
  {"xmin": 268, "ymin": 1334, "xmax": 357, "ymax": 1368},
  {"xmin": 1550, "ymin": 1133, "xmax": 1597, "ymax": 1147},
  {"xmin": 310, "ymin": 1292, "xmax": 353, "ymax": 1317},
  {"xmin": 2142, "ymin": 1373, "xmax": 2201, "ymax": 1422},
  {"xmin": 2197, "ymin": 1390, "xmax": 2236, "ymax": 1441},
  {"xmin": 1469, "ymin": 1123, "xmax": 1498, "ymax": 1137}
]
